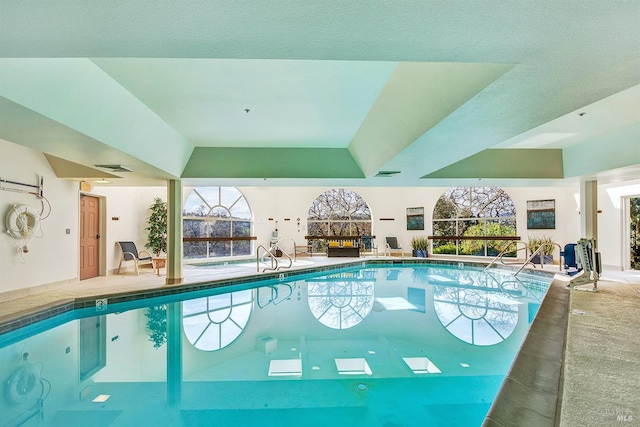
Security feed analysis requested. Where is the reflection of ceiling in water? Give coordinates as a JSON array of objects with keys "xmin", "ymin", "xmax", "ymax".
[
  {"xmin": 182, "ymin": 289, "xmax": 253, "ymax": 351},
  {"xmin": 307, "ymin": 273, "xmax": 375, "ymax": 329},
  {"xmin": 433, "ymin": 271, "xmax": 520, "ymax": 346}
]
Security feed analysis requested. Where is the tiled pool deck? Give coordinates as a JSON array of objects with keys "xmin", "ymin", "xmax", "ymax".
[{"xmin": 1, "ymin": 256, "xmax": 638, "ymax": 426}]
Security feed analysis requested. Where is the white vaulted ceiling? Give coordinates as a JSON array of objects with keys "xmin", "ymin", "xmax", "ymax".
[{"xmin": 0, "ymin": 1, "xmax": 638, "ymax": 187}]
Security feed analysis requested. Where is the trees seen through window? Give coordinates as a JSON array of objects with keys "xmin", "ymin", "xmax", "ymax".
[
  {"xmin": 432, "ymin": 187, "xmax": 517, "ymax": 257},
  {"xmin": 307, "ymin": 189, "xmax": 372, "ymax": 253},
  {"xmin": 183, "ymin": 187, "xmax": 252, "ymax": 258}
]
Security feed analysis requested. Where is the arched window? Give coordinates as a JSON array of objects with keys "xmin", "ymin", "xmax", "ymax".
[
  {"xmin": 183, "ymin": 187, "xmax": 252, "ymax": 259},
  {"xmin": 182, "ymin": 289, "xmax": 253, "ymax": 351},
  {"xmin": 307, "ymin": 189, "xmax": 372, "ymax": 252},
  {"xmin": 432, "ymin": 187, "xmax": 516, "ymax": 257}
]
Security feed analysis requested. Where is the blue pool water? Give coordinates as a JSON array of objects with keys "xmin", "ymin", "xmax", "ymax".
[{"xmin": 0, "ymin": 264, "xmax": 550, "ymax": 426}]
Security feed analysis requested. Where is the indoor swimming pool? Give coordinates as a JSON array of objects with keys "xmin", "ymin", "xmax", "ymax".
[{"xmin": 0, "ymin": 263, "xmax": 552, "ymax": 426}]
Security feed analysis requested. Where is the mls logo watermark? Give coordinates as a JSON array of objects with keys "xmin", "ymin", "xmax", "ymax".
[{"xmin": 603, "ymin": 406, "xmax": 634, "ymax": 423}]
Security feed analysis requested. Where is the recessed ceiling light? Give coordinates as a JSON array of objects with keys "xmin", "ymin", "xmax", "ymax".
[{"xmin": 94, "ymin": 179, "xmax": 110, "ymax": 184}]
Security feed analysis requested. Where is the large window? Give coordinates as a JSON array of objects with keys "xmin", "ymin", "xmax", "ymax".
[
  {"xmin": 183, "ymin": 187, "xmax": 252, "ymax": 258},
  {"xmin": 307, "ymin": 189, "xmax": 372, "ymax": 252},
  {"xmin": 432, "ymin": 187, "xmax": 516, "ymax": 257},
  {"xmin": 630, "ymin": 196, "xmax": 640, "ymax": 270}
]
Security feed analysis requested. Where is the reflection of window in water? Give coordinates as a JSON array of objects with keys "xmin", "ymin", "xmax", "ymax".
[
  {"xmin": 433, "ymin": 272, "xmax": 519, "ymax": 346},
  {"xmin": 182, "ymin": 289, "xmax": 253, "ymax": 351},
  {"xmin": 307, "ymin": 274, "xmax": 375, "ymax": 329}
]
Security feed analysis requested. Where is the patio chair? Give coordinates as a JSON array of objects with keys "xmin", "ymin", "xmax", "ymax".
[
  {"xmin": 360, "ymin": 236, "xmax": 378, "ymax": 257},
  {"xmin": 117, "ymin": 241, "xmax": 154, "ymax": 275},
  {"xmin": 384, "ymin": 237, "xmax": 403, "ymax": 257}
]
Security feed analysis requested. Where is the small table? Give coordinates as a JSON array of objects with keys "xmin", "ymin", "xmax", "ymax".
[
  {"xmin": 152, "ymin": 257, "xmax": 166, "ymax": 276},
  {"xmin": 327, "ymin": 246, "xmax": 360, "ymax": 257}
]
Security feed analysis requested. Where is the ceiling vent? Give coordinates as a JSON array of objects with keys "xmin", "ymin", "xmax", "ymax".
[
  {"xmin": 375, "ymin": 170, "xmax": 401, "ymax": 177},
  {"xmin": 94, "ymin": 164, "xmax": 133, "ymax": 172}
]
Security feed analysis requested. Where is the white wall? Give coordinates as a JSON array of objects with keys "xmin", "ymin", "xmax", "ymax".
[
  {"xmin": 242, "ymin": 185, "xmax": 582, "ymax": 260},
  {"xmin": 0, "ymin": 139, "xmax": 78, "ymax": 294},
  {"xmin": 0, "ymin": 136, "xmax": 633, "ymax": 297},
  {"xmin": 92, "ymin": 186, "xmax": 167, "ymax": 272},
  {"xmin": 507, "ymin": 187, "xmax": 582, "ymax": 259},
  {"xmin": 100, "ymin": 185, "xmax": 582, "ymax": 263}
]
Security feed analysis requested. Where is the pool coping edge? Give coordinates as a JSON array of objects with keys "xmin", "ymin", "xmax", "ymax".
[{"xmin": 482, "ymin": 276, "xmax": 569, "ymax": 427}]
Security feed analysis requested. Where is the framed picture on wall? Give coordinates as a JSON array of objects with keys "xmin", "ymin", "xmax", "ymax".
[
  {"xmin": 527, "ymin": 199, "xmax": 556, "ymax": 229},
  {"xmin": 406, "ymin": 207, "xmax": 424, "ymax": 230}
]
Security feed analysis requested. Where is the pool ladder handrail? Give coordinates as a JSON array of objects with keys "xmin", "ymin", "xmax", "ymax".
[
  {"xmin": 257, "ymin": 283, "xmax": 294, "ymax": 308},
  {"xmin": 274, "ymin": 237, "xmax": 298, "ymax": 262},
  {"xmin": 484, "ymin": 240, "xmax": 531, "ymax": 272},
  {"xmin": 485, "ymin": 240, "xmax": 562, "ymax": 276},
  {"xmin": 256, "ymin": 243, "xmax": 293, "ymax": 272},
  {"xmin": 514, "ymin": 241, "xmax": 563, "ymax": 276}
]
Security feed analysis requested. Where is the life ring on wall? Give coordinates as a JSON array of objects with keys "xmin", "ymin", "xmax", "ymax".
[
  {"xmin": 6, "ymin": 365, "xmax": 41, "ymax": 404},
  {"xmin": 5, "ymin": 204, "xmax": 40, "ymax": 240}
]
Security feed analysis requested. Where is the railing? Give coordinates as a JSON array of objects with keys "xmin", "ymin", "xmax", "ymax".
[
  {"xmin": 429, "ymin": 236, "xmax": 521, "ymax": 241},
  {"xmin": 256, "ymin": 245, "xmax": 276, "ymax": 272},
  {"xmin": 256, "ymin": 243, "xmax": 293, "ymax": 272},
  {"xmin": 257, "ymin": 283, "xmax": 293, "ymax": 308},
  {"xmin": 274, "ymin": 237, "xmax": 298, "ymax": 262},
  {"xmin": 429, "ymin": 235, "xmax": 521, "ymax": 257},
  {"xmin": 183, "ymin": 236, "xmax": 257, "ymax": 258},
  {"xmin": 484, "ymin": 240, "xmax": 562, "ymax": 277},
  {"xmin": 484, "ymin": 240, "xmax": 530, "ymax": 271},
  {"xmin": 183, "ymin": 236, "xmax": 257, "ymax": 242},
  {"xmin": 484, "ymin": 240, "xmax": 563, "ymax": 276},
  {"xmin": 514, "ymin": 242, "xmax": 562, "ymax": 276}
]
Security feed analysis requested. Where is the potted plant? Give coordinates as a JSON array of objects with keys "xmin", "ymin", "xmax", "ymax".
[
  {"xmin": 145, "ymin": 197, "xmax": 167, "ymax": 255},
  {"xmin": 410, "ymin": 236, "xmax": 429, "ymax": 258},
  {"xmin": 528, "ymin": 235, "xmax": 555, "ymax": 264}
]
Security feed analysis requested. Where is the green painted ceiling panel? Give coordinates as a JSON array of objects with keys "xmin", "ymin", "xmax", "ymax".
[
  {"xmin": 422, "ymin": 149, "xmax": 564, "ymax": 179},
  {"xmin": 563, "ymin": 125, "xmax": 640, "ymax": 178},
  {"xmin": 182, "ymin": 147, "xmax": 365, "ymax": 179}
]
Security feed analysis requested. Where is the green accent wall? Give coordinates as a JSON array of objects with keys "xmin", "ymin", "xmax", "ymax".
[{"xmin": 182, "ymin": 147, "xmax": 365, "ymax": 179}]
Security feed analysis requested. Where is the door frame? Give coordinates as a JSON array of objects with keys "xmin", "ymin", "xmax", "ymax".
[
  {"xmin": 79, "ymin": 192, "xmax": 108, "ymax": 278},
  {"xmin": 622, "ymin": 195, "xmax": 640, "ymax": 271}
]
